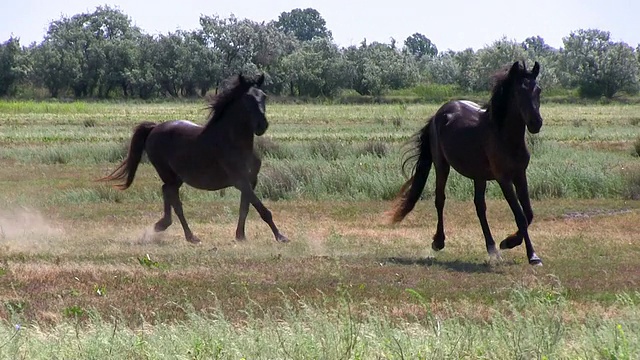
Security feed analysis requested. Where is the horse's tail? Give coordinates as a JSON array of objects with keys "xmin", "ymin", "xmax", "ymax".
[
  {"xmin": 387, "ymin": 118, "xmax": 434, "ymax": 223},
  {"xmin": 96, "ymin": 121, "xmax": 156, "ymax": 190}
]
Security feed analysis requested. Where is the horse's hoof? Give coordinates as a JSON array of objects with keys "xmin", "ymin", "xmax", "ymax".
[
  {"xmin": 499, "ymin": 233, "xmax": 522, "ymax": 250},
  {"xmin": 235, "ymin": 235, "xmax": 247, "ymax": 242},
  {"xmin": 154, "ymin": 220, "xmax": 171, "ymax": 232},
  {"xmin": 431, "ymin": 241, "xmax": 444, "ymax": 252},
  {"xmin": 488, "ymin": 249, "xmax": 502, "ymax": 262},
  {"xmin": 186, "ymin": 236, "xmax": 201, "ymax": 244},
  {"xmin": 276, "ymin": 234, "xmax": 290, "ymax": 243},
  {"xmin": 529, "ymin": 254, "xmax": 543, "ymax": 266}
]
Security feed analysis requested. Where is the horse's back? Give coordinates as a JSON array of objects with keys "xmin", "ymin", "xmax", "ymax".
[
  {"xmin": 146, "ymin": 120, "xmax": 202, "ymax": 147},
  {"xmin": 434, "ymin": 100, "xmax": 486, "ymax": 127},
  {"xmin": 144, "ymin": 120, "xmax": 235, "ymax": 190},
  {"xmin": 144, "ymin": 120, "xmax": 203, "ymax": 172},
  {"xmin": 431, "ymin": 100, "xmax": 495, "ymax": 179}
]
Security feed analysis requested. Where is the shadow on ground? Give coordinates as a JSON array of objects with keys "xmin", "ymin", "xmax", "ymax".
[{"xmin": 381, "ymin": 256, "xmax": 508, "ymax": 274}]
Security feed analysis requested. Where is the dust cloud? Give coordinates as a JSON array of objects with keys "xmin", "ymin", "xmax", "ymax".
[{"xmin": 0, "ymin": 207, "xmax": 63, "ymax": 252}]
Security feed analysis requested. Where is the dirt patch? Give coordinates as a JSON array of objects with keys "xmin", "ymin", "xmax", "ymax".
[{"xmin": 562, "ymin": 208, "xmax": 633, "ymax": 219}]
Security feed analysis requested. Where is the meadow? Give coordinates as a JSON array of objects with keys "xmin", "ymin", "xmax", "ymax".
[{"xmin": 0, "ymin": 100, "xmax": 639, "ymax": 358}]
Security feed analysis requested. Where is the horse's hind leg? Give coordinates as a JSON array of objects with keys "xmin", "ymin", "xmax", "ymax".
[
  {"xmin": 235, "ymin": 156, "xmax": 261, "ymax": 241},
  {"xmin": 154, "ymin": 184, "xmax": 173, "ymax": 232},
  {"xmin": 165, "ymin": 181, "xmax": 200, "ymax": 244},
  {"xmin": 473, "ymin": 180, "xmax": 499, "ymax": 258},
  {"xmin": 432, "ymin": 163, "xmax": 450, "ymax": 251}
]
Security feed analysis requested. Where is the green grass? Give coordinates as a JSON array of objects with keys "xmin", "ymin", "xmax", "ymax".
[
  {"xmin": 3, "ymin": 139, "xmax": 627, "ymax": 204},
  {"xmin": 1, "ymin": 287, "xmax": 639, "ymax": 359},
  {"xmin": 1, "ymin": 100, "xmax": 640, "ymax": 359}
]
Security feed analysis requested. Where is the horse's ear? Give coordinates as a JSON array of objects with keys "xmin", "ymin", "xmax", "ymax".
[
  {"xmin": 257, "ymin": 73, "xmax": 265, "ymax": 87},
  {"xmin": 509, "ymin": 61, "xmax": 521, "ymax": 78},
  {"xmin": 238, "ymin": 72, "xmax": 246, "ymax": 85},
  {"xmin": 532, "ymin": 61, "xmax": 540, "ymax": 78}
]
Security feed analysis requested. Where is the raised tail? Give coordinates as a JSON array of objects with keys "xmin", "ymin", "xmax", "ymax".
[
  {"xmin": 387, "ymin": 119, "xmax": 434, "ymax": 223},
  {"xmin": 96, "ymin": 121, "xmax": 156, "ymax": 190}
]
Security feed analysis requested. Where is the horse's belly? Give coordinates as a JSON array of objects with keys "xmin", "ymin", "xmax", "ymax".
[
  {"xmin": 441, "ymin": 145, "xmax": 495, "ymax": 180},
  {"xmin": 176, "ymin": 166, "xmax": 231, "ymax": 191}
]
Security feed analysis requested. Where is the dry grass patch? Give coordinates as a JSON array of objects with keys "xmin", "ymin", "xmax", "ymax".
[{"xmin": 1, "ymin": 199, "xmax": 639, "ymax": 327}]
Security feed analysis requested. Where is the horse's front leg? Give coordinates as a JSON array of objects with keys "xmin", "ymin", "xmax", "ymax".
[
  {"xmin": 235, "ymin": 178, "xmax": 289, "ymax": 243},
  {"xmin": 497, "ymin": 177, "xmax": 541, "ymax": 265},
  {"xmin": 500, "ymin": 171, "xmax": 534, "ymax": 249},
  {"xmin": 235, "ymin": 156, "xmax": 261, "ymax": 241}
]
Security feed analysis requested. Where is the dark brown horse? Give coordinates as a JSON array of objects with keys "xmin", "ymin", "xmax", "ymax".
[
  {"xmin": 388, "ymin": 61, "xmax": 543, "ymax": 265},
  {"xmin": 98, "ymin": 73, "xmax": 288, "ymax": 244}
]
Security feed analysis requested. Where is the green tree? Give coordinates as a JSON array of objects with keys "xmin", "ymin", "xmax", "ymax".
[
  {"xmin": 404, "ymin": 33, "xmax": 438, "ymax": 59},
  {"xmin": 200, "ymin": 15, "xmax": 260, "ymax": 78},
  {"xmin": 562, "ymin": 29, "xmax": 639, "ymax": 98},
  {"xmin": 452, "ymin": 48, "xmax": 477, "ymax": 92},
  {"xmin": 0, "ymin": 37, "xmax": 25, "ymax": 96},
  {"xmin": 127, "ymin": 34, "xmax": 160, "ymax": 99},
  {"xmin": 30, "ymin": 40, "xmax": 79, "ymax": 97},
  {"xmin": 36, "ymin": 5, "xmax": 140, "ymax": 97},
  {"xmin": 474, "ymin": 37, "xmax": 528, "ymax": 91},
  {"xmin": 346, "ymin": 40, "xmax": 419, "ymax": 96},
  {"xmin": 422, "ymin": 51, "xmax": 458, "ymax": 85},
  {"xmin": 521, "ymin": 36, "xmax": 562, "ymax": 90},
  {"xmin": 278, "ymin": 37, "xmax": 348, "ymax": 97},
  {"xmin": 275, "ymin": 8, "xmax": 331, "ymax": 42}
]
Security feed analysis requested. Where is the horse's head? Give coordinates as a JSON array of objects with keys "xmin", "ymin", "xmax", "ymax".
[
  {"xmin": 239, "ymin": 73, "xmax": 268, "ymax": 136},
  {"xmin": 507, "ymin": 61, "xmax": 543, "ymax": 133}
]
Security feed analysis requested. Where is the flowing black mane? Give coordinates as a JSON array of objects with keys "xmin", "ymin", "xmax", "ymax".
[
  {"xmin": 205, "ymin": 74, "xmax": 257, "ymax": 125},
  {"xmin": 486, "ymin": 61, "xmax": 532, "ymax": 128}
]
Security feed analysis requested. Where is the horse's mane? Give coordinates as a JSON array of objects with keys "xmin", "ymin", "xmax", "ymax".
[
  {"xmin": 205, "ymin": 74, "xmax": 257, "ymax": 125},
  {"xmin": 485, "ymin": 61, "xmax": 525, "ymax": 128}
]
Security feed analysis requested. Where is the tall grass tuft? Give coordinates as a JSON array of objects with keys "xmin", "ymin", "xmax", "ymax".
[
  {"xmin": 0, "ymin": 143, "xmax": 128, "ymax": 165},
  {"xmin": 308, "ymin": 139, "xmax": 344, "ymax": 161},
  {"xmin": 254, "ymin": 136, "xmax": 294, "ymax": 159},
  {"xmin": 358, "ymin": 141, "xmax": 389, "ymax": 158},
  {"xmin": 257, "ymin": 164, "xmax": 298, "ymax": 201},
  {"xmin": 622, "ymin": 167, "xmax": 640, "ymax": 200}
]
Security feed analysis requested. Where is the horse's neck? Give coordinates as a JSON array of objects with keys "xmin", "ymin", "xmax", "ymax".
[
  {"xmin": 494, "ymin": 106, "xmax": 527, "ymax": 148},
  {"xmin": 201, "ymin": 107, "xmax": 253, "ymax": 144}
]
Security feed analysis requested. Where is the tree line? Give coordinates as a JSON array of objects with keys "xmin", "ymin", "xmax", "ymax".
[{"xmin": 1, "ymin": 6, "xmax": 639, "ymax": 100}]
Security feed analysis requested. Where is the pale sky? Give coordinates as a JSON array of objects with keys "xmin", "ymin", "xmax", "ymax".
[{"xmin": 1, "ymin": 0, "xmax": 639, "ymax": 51}]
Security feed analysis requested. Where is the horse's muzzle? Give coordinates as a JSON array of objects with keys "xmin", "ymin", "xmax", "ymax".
[
  {"xmin": 255, "ymin": 122, "xmax": 268, "ymax": 136},
  {"xmin": 527, "ymin": 117, "xmax": 543, "ymax": 134}
]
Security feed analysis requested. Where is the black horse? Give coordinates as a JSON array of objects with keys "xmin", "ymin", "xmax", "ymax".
[
  {"xmin": 99, "ymin": 74, "xmax": 288, "ymax": 244},
  {"xmin": 388, "ymin": 61, "xmax": 543, "ymax": 265}
]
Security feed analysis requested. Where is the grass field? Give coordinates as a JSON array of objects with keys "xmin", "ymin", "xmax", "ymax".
[{"xmin": 0, "ymin": 100, "xmax": 639, "ymax": 358}]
